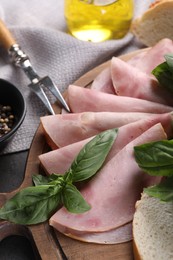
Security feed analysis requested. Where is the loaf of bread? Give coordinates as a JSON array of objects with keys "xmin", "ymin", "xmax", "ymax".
[
  {"xmin": 131, "ymin": 0, "xmax": 173, "ymax": 46},
  {"xmin": 133, "ymin": 192, "xmax": 173, "ymax": 260}
]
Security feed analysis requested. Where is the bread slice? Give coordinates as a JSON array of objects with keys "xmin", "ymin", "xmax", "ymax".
[
  {"xmin": 133, "ymin": 192, "xmax": 173, "ymax": 260},
  {"xmin": 131, "ymin": 0, "xmax": 173, "ymax": 46}
]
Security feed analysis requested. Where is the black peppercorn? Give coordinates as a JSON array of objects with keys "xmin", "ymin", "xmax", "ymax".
[{"xmin": 0, "ymin": 105, "xmax": 15, "ymax": 137}]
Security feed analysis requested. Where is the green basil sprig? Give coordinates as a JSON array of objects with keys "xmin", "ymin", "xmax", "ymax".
[
  {"xmin": 0, "ymin": 128, "xmax": 118, "ymax": 225},
  {"xmin": 144, "ymin": 177, "xmax": 173, "ymax": 202},
  {"xmin": 152, "ymin": 53, "xmax": 173, "ymax": 92},
  {"xmin": 134, "ymin": 140, "xmax": 173, "ymax": 202},
  {"xmin": 134, "ymin": 140, "xmax": 173, "ymax": 177}
]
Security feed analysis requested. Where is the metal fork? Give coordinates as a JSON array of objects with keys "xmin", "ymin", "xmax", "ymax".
[{"xmin": 0, "ymin": 19, "xmax": 70, "ymax": 115}]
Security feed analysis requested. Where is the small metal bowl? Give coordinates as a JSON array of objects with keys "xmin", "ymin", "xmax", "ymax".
[{"xmin": 0, "ymin": 79, "xmax": 26, "ymax": 148}]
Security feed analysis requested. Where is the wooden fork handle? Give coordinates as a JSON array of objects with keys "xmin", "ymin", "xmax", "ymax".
[{"xmin": 0, "ymin": 18, "xmax": 16, "ymax": 50}]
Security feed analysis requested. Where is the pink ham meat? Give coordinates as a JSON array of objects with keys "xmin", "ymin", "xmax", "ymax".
[
  {"xmin": 40, "ymin": 111, "xmax": 160, "ymax": 149},
  {"xmin": 66, "ymin": 85, "xmax": 173, "ymax": 113},
  {"xmin": 90, "ymin": 39, "xmax": 173, "ymax": 95},
  {"xmin": 39, "ymin": 112, "xmax": 173, "ymax": 175},
  {"xmin": 49, "ymin": 123, "xmax": 166, "ymax": 236},
  {"xmin": 127, "ymin": 38, "xmax": 173, "ymax": 74},
  {"xmin": 39, "ymin": 137, "xmax": 92, "ymax": 175},
  {"xmin": 55, "ymin": 222, "xmax": 132, "ymax": 245},
  {"xmin": 111, "ymin": 57, "xmax": 173, "ymax": 106},
  {"xmin": 90, "ymin": 66, "xmax": 115, "ymax": 94}
]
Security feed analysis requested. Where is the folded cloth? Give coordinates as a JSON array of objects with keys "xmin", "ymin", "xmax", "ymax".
[{"xmin": 0, "ymin": 0, "xmax": 153, "ymax": 154}]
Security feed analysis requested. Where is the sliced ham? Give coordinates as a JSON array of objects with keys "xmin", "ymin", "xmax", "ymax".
[
  {"xmin": 127, "ymin": 38, "xmax": 173, "ymax": 74},
  {"xmin": 90, "ymin": 66, "xmax": 115, "ymax": 94},
  {"xmin": 39, "ymin": 112, "xmax": 173, "ymax": 176},
  {"xmin": 55, "ymin": 222, "xmax": 132, "ymax": 245},
  {"xmin": 66, "ymin": 85, "xmax": 173, "ymax": 114},
  {"xmin": 49, "ymin": 123, "xmax": 166, "ymax": 236},
  {"xmin": 40, "ymin": 39, "xmax": 173, "ymax": 244},
  {"xmin": 40, "ymin": 111, "xmax": 160, "ymax": 149},
  {"xmin": 89, "ymin": 39, "xmax": 173, "ymax": 97},
  {"xmin": 39, "ymin": 137, "xmax": 92, "ymax": 175},
  {"xmin": 111, "ymin": 57, "xmax": 173, "ymax": 106}
]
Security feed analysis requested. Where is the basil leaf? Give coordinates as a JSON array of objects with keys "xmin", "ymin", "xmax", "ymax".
[
  {"xmin": 0, "ymin": 129, "xmax": 117, "ymax": 224},
  {"xmin": 144, "ymin": 177, "xmax": 173, "ymax": 202},
  {"xmin": 0, "ymin": 185, "xmax": 62, "ymax": 225},
  {"xmin": 165, "ymin": 53, "xmax": 173, "ymax": 71},
  {"xmin": 134, "ymin": 140, "xmax": 173, "ymax": 176},
  {"xmin": 152, "ymin": 62, "xmax": 173, "ymax": 91},
  {"xmin": 152, "ymin": 53, "xmax": 173, "ymax": 92},
  {"xmin": 69, "ymin": 128, "xmax": 118, "ymax": 182},
  {"xmin": 63, "ymin": 169, "xmax": 73, "ymax": 183},
  {"xmin": 33, "ymin": 173, "xmax": 64, "ymax": 186},
  {"xmin": 62, "ymin": 183, "xmax": 91, "ymax": 213},
  {"xmin": 33, "ymin": 174, "xmax": 51, "ymax": 185}
]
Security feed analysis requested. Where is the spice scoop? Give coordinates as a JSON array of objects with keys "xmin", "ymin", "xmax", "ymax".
[{"xmin": 0, "ymin": 18, "xmax": 70, "ymax": 115}]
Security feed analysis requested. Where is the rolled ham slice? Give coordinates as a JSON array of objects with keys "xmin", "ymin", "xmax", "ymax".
[
  {"xmin": 49, "ymin": 123, "xmax": 167, "ymax": 237},
  {"xmin": 40, "ymin": 111, "xmax": 160, "ymax": 149},
  {"xmin": 111, "ymin": 57, "xmax": 173, "ymax": 106},
  {"xmin": 66, "ymin": 85, "xmax": 173, "ymax": 114}
]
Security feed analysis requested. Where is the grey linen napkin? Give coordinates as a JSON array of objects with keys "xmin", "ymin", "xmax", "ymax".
[{"xmin": 0, "ymin": 0, "xmax": 153, "ymax": 154}]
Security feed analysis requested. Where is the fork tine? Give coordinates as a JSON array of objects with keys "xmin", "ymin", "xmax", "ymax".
[
  {"xmin": 40, "ymin": 77, "xmax": 71, "ymax": 113},
  {"xmin": 29, "ymin": 83, "xmax": 55, "ymax": 115}
]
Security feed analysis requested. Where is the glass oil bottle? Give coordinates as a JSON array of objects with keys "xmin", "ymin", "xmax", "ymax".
[{"xmin": 64, "ymin": 0, "xmax": 134, "ymax": 42}]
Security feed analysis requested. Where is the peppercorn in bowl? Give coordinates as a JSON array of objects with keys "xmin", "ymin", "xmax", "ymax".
[{"xmin": 0, "ymin": 79, "xmax": 26, "ymax": 148}]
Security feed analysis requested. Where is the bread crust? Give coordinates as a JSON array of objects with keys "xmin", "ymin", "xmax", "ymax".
[
  {"xmin": 131, "ymin": 0, "xmax": 173, "ymax": 46},
  {"xmin": 133, "ymin": 240, "xmax": 141, "ymax": 260},
  {"xmin": 133, "ymin": 192, "xmax": 173, "ymax": 260}
]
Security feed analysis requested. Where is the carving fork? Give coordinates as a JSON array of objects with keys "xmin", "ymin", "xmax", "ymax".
[{"xmin": 0, "ymin": 19, "xmax": 70, "ymax": 115}]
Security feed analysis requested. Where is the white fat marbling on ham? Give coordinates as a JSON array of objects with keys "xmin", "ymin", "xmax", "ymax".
[
  {"xmin": 67, "ymin": 85, "xmax": 173, "ymax": 113},
  {"xmin": 111, "ymin": 57, "xmax": 173, "ymax": 106},
  {"xmin": 39, "ymin": 113, "xmax": 173, "ymax": 176},
  {"xmin": 127, "ymin": 38, "xmax": 173, "ymax": 74},
  {"xmin": 49, "ymin": 123, "xmax": 166, "ymax": 234},
  {"xmin": 90, "ymin": 66, "xmax": 115, "ymax": 94},
  {"xmin": 40, "ymin": 111, "xmax": 160, "ymax": 149}
]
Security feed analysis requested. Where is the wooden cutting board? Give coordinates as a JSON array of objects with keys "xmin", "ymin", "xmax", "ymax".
[{"xmin": 0, "ymin": 48, "xmax": 148, "ymax": 260}]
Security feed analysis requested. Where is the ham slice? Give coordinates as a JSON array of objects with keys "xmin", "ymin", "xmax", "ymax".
[
  {"xmin": 90, "ymin": 66, "xmax": 115, "ymax": 94},
  {"xmin": 66, "ymin": 85, "xmax": 173, "ymax": 113},
  {"xmin": 39, "ymin": 112, "xmax": 173, "ymax": 175},
  {"xmin": 40, "ymin": 111, "xmax": 160, "ymax": 149},
  {"xmin": 127, "ymin": 38, "xmax": 173, "ymax": 74},
  {"xmin": 39, "ymin": 137, "xmax": 92, "ymax": 175},
  {"xmin": 49, "ymin": 123, "xmax": 166, "ymax": 237},
  {"xmin": 111, "ymin": 57, "xmax": 173, "ymax": 106},
  {"xmin": 54, "ymin": 222, "xmax": 132, "ymax": 245},
  {"xmin": 89, "ymin": 39, "xmax": 173, "ymax": 97}
]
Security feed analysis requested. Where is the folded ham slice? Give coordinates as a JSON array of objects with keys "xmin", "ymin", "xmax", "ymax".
[
  {"xmin": 40, "ymin": 112, "xmax": 173, "ymax": 176},
  {"xmin": 90, "ymin": 66, "xmax": 115, "ymax": 94},
  {"xmin": 54, "ymin": 222, "xmax": 132, "ymax": 245},
  {"xmin": 39, "ymin": 137, "xmax": 92, "ymax": 175},
  {"xmin": 89, "ymin": 39, "xmax": 173, "ymax": 96},
  {"xmin": 66, "ymin": 85, "xmax": 173, "ymax": 113},
  {"xmin": 111, "ymin": 57, "xmax": 173, "ymax": 106},
  {"xmin": 40, "ymin": 111, "xmax": 160, "ymax": 149},
  {"xmin": 49, "ymin": 123, "xmax": 166, "ymax": 237},
  {"xmin": 127, "ymin": 38, "xmax": 173, "ymax": 74}
]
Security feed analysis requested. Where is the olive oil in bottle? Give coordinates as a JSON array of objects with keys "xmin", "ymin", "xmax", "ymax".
[{"xmin": 64, "ymin": 0, "xmax": 134, "ymax": 42}]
